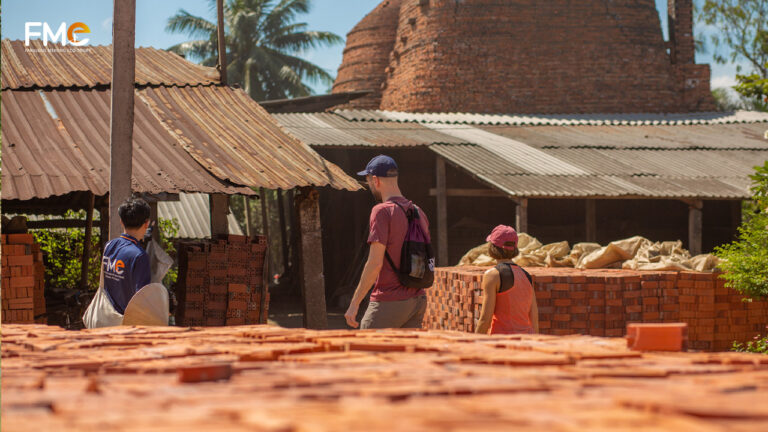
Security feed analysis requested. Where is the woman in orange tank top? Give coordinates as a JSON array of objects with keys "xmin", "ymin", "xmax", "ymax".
[{"xmin": 475, "ymin": 225, "xmax": 539, "ymax": 335}]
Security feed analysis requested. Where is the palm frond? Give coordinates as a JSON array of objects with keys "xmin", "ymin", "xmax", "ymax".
[
  {"xmin": 166, "ymin": 40, "xmax": 216, "ymax": 63},
  {"xmin": 167, "ymin": 0, "xmax": 336, "ymax": 98},
  {"xmin": 166, "ymin": 10, "xmax": 217, "ymax": 39},
  {"xmin": 270, "ymin": 30, "xmax": 343, "ymax": 52},
  {"xmin": 265, "ymin": 0, "xmax": 311, "ymax": 31}
]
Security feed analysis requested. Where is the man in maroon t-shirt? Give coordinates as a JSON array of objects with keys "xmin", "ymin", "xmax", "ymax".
[{"xmin": 344, "ymin": 155, "xmax": 430, "ymax": 329}]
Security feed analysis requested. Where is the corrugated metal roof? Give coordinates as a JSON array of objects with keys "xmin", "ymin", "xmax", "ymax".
[
  {"xmin": 1, "ymin": 89, "xmax": 252, "ymax": 201},
  {"xmin": 478, "ymin": 174, "xmax": 750, "ymax": 199},
  {"xmin": 158, "ymin": 193, "xmax": 243, "ymax": 239},
  {"xmin": 421, "ymin": 124, "xmax": 588, "ymax": 175},
  {"xmin": 1, "ymin": 39, "xmax": 219, "ymax": 89},
  {"xmin": 479, "ymin": 123, "xmax": 768, "ymax": 150},
  {"xmin": 2, "ymin": 87, "xmax": 359, "ymax": 201},
  {"xmin": 2, "ymin": 40, "xmax": 360, "ymax": 201},
  {"xmin": 540, "ymin": 148, "xmax": 768, "ymax": 178},
  {"xmin": 430, "ymin": 144, "xmax": 761, "ymax": 199},
  {"xmin": 273, "ymin": 112, "xmax": 466, "ymax": 147},
  {"xmin": 138, "ymin": 86, "xmax": 360, "ymax": 191},
  {"xmin": 335, "ymin": 109, "xmax": 768, "ymax": 126},
  {"xmin": 271, "ymin": 108, "xmax": 766, "ymax": 199}
]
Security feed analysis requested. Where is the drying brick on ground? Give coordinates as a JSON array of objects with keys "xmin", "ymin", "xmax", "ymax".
[{"xmin": 2, "ymin": 324, "xmax": 767, "ymax": 431}]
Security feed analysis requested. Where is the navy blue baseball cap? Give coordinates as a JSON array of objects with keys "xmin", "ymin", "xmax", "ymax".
[{"xmin": 357, "ymin": 155, "xmax": 399, "ymax": 177}]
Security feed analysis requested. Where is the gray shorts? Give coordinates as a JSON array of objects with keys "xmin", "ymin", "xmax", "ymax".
[{"xmin": 360, "ymin": 295, "xmax": 427, "ymax": 329}]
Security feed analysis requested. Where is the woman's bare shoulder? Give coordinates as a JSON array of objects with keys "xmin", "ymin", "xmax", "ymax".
[{"xmin": 483, "ymin": 267, "xmax": 500, "ymax": 281}]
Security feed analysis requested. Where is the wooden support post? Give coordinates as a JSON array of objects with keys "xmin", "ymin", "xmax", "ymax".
[
  {"xmin": 288, "ymin": 189, "xmax": 300, "ymax": 280},
  {"xmin": 260, "ymin": 188, "xmax": 272, "ymax": 276},
  {"xmin": 209, "ymin": 194, "xmax": 230, "ymax": 238},
  {"xmin": 243, "ymin": 195, "xmax": 252, "ymax": 237},
  {"xmin": 585, "ymin": 199, "xmax": 596, "ymax": 243},
  {"xmin": 295, "ymin": 187, "xmax": 328, "ymax": 329},
  {"xmin": 108, "ymin": 0, "xmax": 136, "ymax": 240},
  {"xmin": 216, "ymin": 0, "xmax": 227, "ymax": 85},
  {"xmin": 259, "ymin": 188, "xmax": 270, "ymax": 237},
  {"xmin": 277, "ymin": 190, "xmax": 290, "ymax": 274},
  {"xmin": 80, "ymin": 193, "xmax": 95, "ymax": 290},
  {"xmin": 148, "ymin": 200, "xmax": 160, "ymax": 242},
  {"xmin": 98, "ymin": 206, "xmax": 109, "ymax": 253},
  {"xmin": 688, "ymin": 199, "xmax": 703, "ymax": 256},
  {"xmin": 515, "ymin": 198, "xmax": 529, "ymax": 234},
  {"xmin": 435, "ymin": 156, "xmax": 448, "ymax": 266}
]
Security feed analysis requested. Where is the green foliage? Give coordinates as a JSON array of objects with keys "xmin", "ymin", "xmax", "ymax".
[
  {"xmin": 32, "ymin": 210, "xmax": 101, "ymax": 293},
  {"xmin": 715, "ymin": 161, "xmax": 768, "ymax": 299},
  {"xmin": 699, "ymin": 1, "xmax": 768, "ymax": 76},
  {"xmin": 732, "ymin": 334, "xmax": 768, "ymax": 353},
  {"xmin": 166, "ymin": 0, "xmax": 342, "ymax": 100},
  {"xmin": 734, "ymin": 66, "xmax": 768, "ymax": 111},
  {"xmin": 31, "ymin": 213, "xmax": 181, "ymax": 292},
  {"xmin": 157, "ymin": 217, "xmax": 180, "ymax": 287}
]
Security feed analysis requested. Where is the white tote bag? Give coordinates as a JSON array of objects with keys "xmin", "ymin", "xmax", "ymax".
[{"xmin": 82, "ymin": 267, "xmax": 124, "ymax": 328}]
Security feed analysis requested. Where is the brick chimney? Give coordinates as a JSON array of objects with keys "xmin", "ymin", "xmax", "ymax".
[{"xmin": 668, "ymin": 0, "xmax": 695, "ymax": 64}]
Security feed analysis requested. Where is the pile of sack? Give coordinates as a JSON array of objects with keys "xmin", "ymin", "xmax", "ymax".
[{"xmin": 458, "ymin": 234, "xmax": 721, "ymax": 272}]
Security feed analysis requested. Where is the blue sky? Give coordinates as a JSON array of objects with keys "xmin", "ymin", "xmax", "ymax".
[{"xmin": 2, "ymin": 0, "xmax": 746, "ymax": 94}]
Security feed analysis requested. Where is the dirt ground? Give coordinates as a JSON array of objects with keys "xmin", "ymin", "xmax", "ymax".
[{"xmin": 267, "ymin": 301, "xmax": 349, "ymax": 329}]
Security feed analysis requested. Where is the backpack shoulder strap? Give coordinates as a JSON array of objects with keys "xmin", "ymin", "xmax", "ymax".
[
  {"xmin": 382, "ymin": 199, "xmax": 404, "ymax": 271},
  {"xmin": 494, "ymin": 262, "xmax": 515, "ymax": 293},
  {"xmin": 389, "ymin": 200, "xmax": 414, "ymax": 221},
  {"xmin": 384, "ymin": 249, "xmax": 398, "ymax": 272}
]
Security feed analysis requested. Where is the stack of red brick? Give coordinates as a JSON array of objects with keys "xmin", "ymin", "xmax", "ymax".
[
  {"xmin": 1, "ymin": 234, "xmax": 46, "ymax": 324},
  {"xmin": 176, "ymin": 235, "xmax": 268, "ymax": 326},
  {"xmin": 424, "ymin": 267, "xmax": 768, "ymax": 351}
]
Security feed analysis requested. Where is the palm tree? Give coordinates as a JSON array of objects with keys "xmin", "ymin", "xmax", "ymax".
[{"xmin": 166, "ymin": 0, "xmax": 342, "ymax": 100}]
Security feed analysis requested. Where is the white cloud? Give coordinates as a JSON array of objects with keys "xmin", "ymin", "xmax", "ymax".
[
  {"xmin": 711, "ymin": 75, "xmax": 737, "ymax": 89},
  {"xmin": 102, "ymin": 17, "xmax": 113, "ymax": 31}
]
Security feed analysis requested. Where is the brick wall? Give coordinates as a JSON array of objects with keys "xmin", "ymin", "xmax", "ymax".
[
  {"xmin": 668, "ymin": 0, "xmax": 695, "ymax": 64},
  {"xmin": 335, "ymin": 0, "xmax": 715, "ymax": 114},
  {"xmin": 425, "ymin": 267, "xmax": 768, "ymax": 351},
  {"xmin": 1, "ymin": 234, "xmax": 46, "ymax": 324},
  {"xmin": 332, "ymin": 0, "xmax": 402, "ymax": 109},
  {"xmin": 176, "ymin": 235, "xmax": 268, "ymax": 327}
]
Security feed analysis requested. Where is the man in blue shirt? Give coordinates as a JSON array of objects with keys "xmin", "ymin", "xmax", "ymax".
[{"xmin": 102, "ymin": 198, "xmax": 152, "ymax": 314}]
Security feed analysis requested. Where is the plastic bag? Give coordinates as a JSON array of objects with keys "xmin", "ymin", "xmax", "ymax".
[
  {"xmin": 83, "ymin": 268, "xmax": 124, "ymax": 328},
  {"xmin": 146, "ymin": 240, "xmax": 173, "ymax": 283}
]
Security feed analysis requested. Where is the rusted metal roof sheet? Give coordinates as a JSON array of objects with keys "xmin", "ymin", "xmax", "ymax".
[
  {"xmin": 138, "ymin": 86, "xmax": 360, "ymax": 191},
  {"xmin": 1, "ymin": 89, "xmax": 253, "ymax": 201},
  {"xmin": 273, "ymin": 112, "xmax": 465, "ymax": 147},
  {"xmin": 335, "ymin": 109, "xmax": 768, "ymax": 126},
  {"xmin": 2, "ymin": 87, "xmax": 360, "ymax": 201},
  {"xmin": 430, "ymin": 144, "xmax": 758, "ymax": 199},
  {"xmin": 157, "ymin": 193, "xmax": 243, "ymax": 239},
  {"xmin": 2, "ymin": 41, "xmax": 360, "ymax": 201},
  {"xmin": 1, "ymin": 39, "xmax": 219, "ymax": 89}
]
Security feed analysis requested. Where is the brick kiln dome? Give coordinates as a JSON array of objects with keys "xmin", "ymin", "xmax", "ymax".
[
  {"xmin": 332, "ymin": 0, "xmax": 403, "ymax": 109},
  {"xmin": 334, "ymin": 0, "xmax": 714, "ymax": 114}
]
